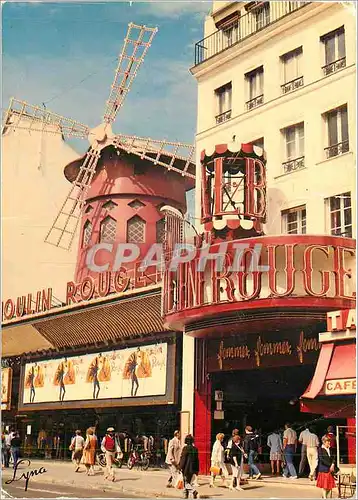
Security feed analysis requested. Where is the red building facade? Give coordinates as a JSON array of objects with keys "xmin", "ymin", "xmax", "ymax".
[{"xmin": 162, "ymin": 143, "xmax": 356, "ymax": 473}]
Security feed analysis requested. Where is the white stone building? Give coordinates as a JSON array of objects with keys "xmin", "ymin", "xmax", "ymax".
[{"xmin": 191, "ymin": 0, "xmax": 356, "ymax": 238}]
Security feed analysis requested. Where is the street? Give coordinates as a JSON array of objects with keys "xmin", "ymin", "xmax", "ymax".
[{"xmin": 2, "ymin": 481, "xmax": 136, "ymax": 498}]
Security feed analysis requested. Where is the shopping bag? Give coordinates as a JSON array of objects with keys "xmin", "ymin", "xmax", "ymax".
[
  {"xmin": 210, "ymin": 465, "xmax": 221, "ymax": 475},
  {"xmin": 175, "ymin": 473, "xmax": 184, "ymax": 490}
]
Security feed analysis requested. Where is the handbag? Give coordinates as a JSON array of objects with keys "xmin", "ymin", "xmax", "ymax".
[
  {"xmin": 175, "ymin": 472, "xmax": 184, "ymax": 490},
  {"xmin": 210, "ymin": 465, "xmax": 221, "ymax": 475}
]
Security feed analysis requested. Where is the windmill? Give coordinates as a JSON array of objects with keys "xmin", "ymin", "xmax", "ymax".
[{"xmin": 3, "ymin": 23, "xmax": 195, "ymax": 251}]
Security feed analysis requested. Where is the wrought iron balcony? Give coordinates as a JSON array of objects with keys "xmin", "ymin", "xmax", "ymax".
[
  {"xmin": 281, "ymin": 76, "xmax": 304, "ymax": 94},
  {"xmin": 324, "ymin": 140, "xmax": 349, "ymax": 159},
  {"xmin": 246, "ymin": 94, "xmax": 264, "ymax": 111},
  {"xmin": 282, "ymin": 156, "xmax": 305, "ymax": 174},
  {"xmin": 215, "ymin": 109, "xmax": 232, "ymax": 124},
  {"xmin": 194, "ymin": 1, "xmax": 311, "ymax": 66},
  {"xmin": 322, "ymin": 57, "xmax": 346, "ymax": 76}
]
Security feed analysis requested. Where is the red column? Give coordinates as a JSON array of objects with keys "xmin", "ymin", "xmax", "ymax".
[
  {"xmin": 346, "ymin": 417, "xmax": 356, "ymax": 464},
  {"xmin": 194, "ymin": 339, "xmax": 212, "ymax": 475}
]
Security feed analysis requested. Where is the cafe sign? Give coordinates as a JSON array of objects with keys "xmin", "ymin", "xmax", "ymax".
[
  {"xmin": 208, "ymin": 329, "xmax": 321, "ymax": 372},
  {"xmin": 324, "ymin": 378, "xmax": 356, "ymax": 395}
]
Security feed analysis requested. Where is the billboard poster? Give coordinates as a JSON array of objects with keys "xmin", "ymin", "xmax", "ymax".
[
  {"xmin": 22, "ymin": 343, "xmax": 167, "ymax": 404},
  {"xmin": 1, "ymin": 367, "xmax": 12, "ymax": 410}
]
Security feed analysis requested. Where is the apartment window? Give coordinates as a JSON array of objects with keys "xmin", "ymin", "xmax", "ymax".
[
  {"xmin": 82, "ymin": 220, "xmax": 92, "ymax": 247},
  {"xmin": 100, "ymin": 215, "xmax": 116, "ymax": 244},
  {"xmin": 321, "ymin": 26, "xmax": 346, "ymax": 75},
  {"xmin": 246, "ymin": 66, "xmax": 264, "ymax": 110},
  {"xmin": 324, "ymin": 105, "xmax": 349, "ymax": 158},
  {"xmin": 254, "ymin": 2, "xmax": 270, "ymax": 31},
  {"xmin": 281, "ymin": 47, "xmax": 303, "ymax": 93},
  {"xmin": 220, "ymin": 15, "xmax": 239, "ymax": 47},
  {"xmin": 156, "ymin": 218, "xmax": 166, "ymax": 244},
  {"xmin": 215, "ymin": 82, "xmax": 232, "ymax": 124},
  {"xmin": 327, "ymin": 192, "xmax": 352, "ymax": 237},
  {"xmin": 127, "ymin": 215, "xmax": 145, "ymax": 243},
  {"xmin": 282, "ymin": 206, "xmax": 306, "ymax": 235},
  {"xmin": 282, "ymin": 123, "xmax": 304, "ymax": 173}
]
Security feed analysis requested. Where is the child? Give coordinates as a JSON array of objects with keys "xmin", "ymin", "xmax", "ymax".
[{"xmin": 179, "ymin": 435, "xmax": 199, "ymax": 499}]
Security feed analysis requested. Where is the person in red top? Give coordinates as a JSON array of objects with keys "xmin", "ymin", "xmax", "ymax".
[
  {"xmin": 101, "ymin": 427, "xmax": 121, "ymax": 481},
  {"xmin": 323, "ymin": 427, "xmax": 337, "ymax": 450}
]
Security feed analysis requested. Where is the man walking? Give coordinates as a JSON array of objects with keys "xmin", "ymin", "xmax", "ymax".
[
  {"xmin": 3, "ymin": 430, "xmax": 12, "ymax": 468},
  {"xmin": 283, "ymin": 423, "xmax": 298, "ymax": 479},
  {"xmin": 165, "ymin": 430, "xmax": 182, "ymax": 488},
  {"xmin": 305, "ymin": 427, "xmax": 320, "ymax": 480},
  {"xmin": 243, "ymin": 426, "xmax": 261, "ymax": 480},
  {"xmin": 101, "ymin": 427, "xmax": 121, "ymax": 482},
  {"xmin": 298, "ymin": 426, "xmax": 310, "ymax": 478}
]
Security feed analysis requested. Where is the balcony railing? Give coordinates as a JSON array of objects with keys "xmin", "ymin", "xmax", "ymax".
[
  {"xmin": 246, "ymin": 94, "xmax": 264, "ymax": 111},
  {"xmin": 282, "ymin": 156, "xmax": 305, "ymax": 174},
  {"xmin": 194, "ymin": 1, "xmax": 311, "ymax": 66},
  {"xmin": 281, "ymin": 76, "xmax": 304, "ymax": 94},
  {"xmin": 322, "ymin": 57, "xmax": 346, "ymax": 76},
  {"xmin": 215, "ymin": 109, "xmax": 232, "ymax": 124},
  {"xmin": 324, "ymin": 140, "xmax": 349, "ymax": 159}
]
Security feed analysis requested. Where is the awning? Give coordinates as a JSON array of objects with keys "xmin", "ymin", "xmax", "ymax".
[
  {"xmin": 2, "ymin": 286, "xmax": 168, "ymax": 356},
  {"xmin": 300, "ymin": 341, "xmax": 356, "ymax": 416}
]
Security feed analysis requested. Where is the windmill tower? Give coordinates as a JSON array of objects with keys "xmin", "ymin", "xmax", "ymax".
[{"xmin": 3, "ymin": 23, "xmax": 195, "ymax": 286}]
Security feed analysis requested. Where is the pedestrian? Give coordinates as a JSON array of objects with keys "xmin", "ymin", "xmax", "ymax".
[
  {"xmin": 298, "ymin": 426, "xmax": 310, "ymax": 477},
  {"xmin": 322, "ymin": 426, "xmax": 337, "ymax": 451},
  {"xmin": 243, "ymin": 425, "xmax": 261, "ymax": 480},
  {"xmin": 1, "ymin": 432, "xmax": 5, "ymax": 469},
  {"xmin": 228, "ymin": 434, "xmax": 246, "ymax": 491},
  {"xmin": 179, "ymin": 434, "xmax": 199, "ymax": 499},
  {"xmin": 82, "ymin": 427, "xmax": 97, "ymax": 476},
  {"xmin": 305, "ymin": 427, "xmax": 320, "ymax": 481},
  {"xmin": 210, "ymin": 433, "xmax": 228, "ymax": 487},
  {"xmin": 70, "ymin": 430, "xmax": 85, "ymax": 472},
  {"xmin": 10, "ymin": 432, "xmax": 21, "ymax": 468},
  {"xmin": 101, "ymin": 427, "xmax": 121, "ymax": 482},
  {"xmin": 282, "ymin": 423, "xmax": 298, "ymax": 479},
  {"xmin": 316, "ymin": 436, "xmax": 336, "ymax": 499},
  {"xmin": 3, "ymin": 430, "xmax": 11, "ymax": 468},
  {"xmin": 165, "ymin": 430, "xmax": 182, "ymax": 488},
  {"xmin": 267, "ymin": 430, "xmax": 283, "ymax": 475}
]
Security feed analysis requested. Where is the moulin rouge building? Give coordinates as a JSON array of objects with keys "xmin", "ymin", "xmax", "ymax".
[{"xmin": 2, "ymin": 2, "xmax": 357, "ymax": 474}]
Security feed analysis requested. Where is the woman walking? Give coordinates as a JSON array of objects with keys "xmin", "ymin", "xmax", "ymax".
[
  {"xmin": 316, "ymin": 436, "xmax": 336, "ymax": 499},
  {"xmin": 228, "ymin": 434, "xmax": 246, "ymax": 491},
  {"xmin": 82, "ymin": 427, "xmax": 97, "ymax": 476},
  {"xmin": 179, "ymin": 435, "xmax": 199, "ymax": 499},
  {"xmin": 70, "ymin": 430, "xmax": 85, "ymax": 472},
  {"xmin": 210, "ymin": 433, "xmax": 228, "ymax": 487},
  {"xmin": 267, "ymin": 430, "xmax": 283, "ymax": 475}
]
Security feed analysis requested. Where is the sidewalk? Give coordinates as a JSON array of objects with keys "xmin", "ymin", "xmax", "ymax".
[{"xmin": 2, "ymin": 460, "xmax": 322, "ymax": 498}]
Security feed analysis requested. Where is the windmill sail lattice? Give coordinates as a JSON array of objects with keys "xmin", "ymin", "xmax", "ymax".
[{"xmin": 3, "ymin": 22, "xmax": 195, "ymax": 251}]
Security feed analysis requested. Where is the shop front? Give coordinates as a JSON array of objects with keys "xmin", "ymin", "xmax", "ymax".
[
  {"xmin": 301, "ymin": 308, "xmax": 356, "ymax": 471},
  {"xmin": 2, "ymin": 286, "xmax": 182, "ymax": 463}
]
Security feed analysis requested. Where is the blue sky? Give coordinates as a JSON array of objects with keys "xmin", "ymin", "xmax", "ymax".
[{"xmin": 2, "ymin": 1, "xmax": 212, "ymax": 214}]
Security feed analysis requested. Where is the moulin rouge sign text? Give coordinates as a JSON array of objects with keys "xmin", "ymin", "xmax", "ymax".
[{"xmin": 163, "ymin": 240, "xmax": 355, "ymax": 314}]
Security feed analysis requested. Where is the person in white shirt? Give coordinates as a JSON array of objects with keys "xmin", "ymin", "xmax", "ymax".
[
  {"xmin": 298, "ymin": 427, "xmax": 310, "ymax": 477},
  {"xmin": 303, "ymin": 427, "xmax": 320, "ymax": 480},
  {"xmin": 165, "ymin": 430, "xmax": 182, "ymax": 488},
  {"xmin": 283, "ymin": 423, "xmax": 298, "ymax": 479},
  {"xmin": 210, "ymin": 433, "xmax": 228, "ymax": 487},
  {"xmin": 69, "ymin": 430, "xmax": 85, "ymax": 472}
]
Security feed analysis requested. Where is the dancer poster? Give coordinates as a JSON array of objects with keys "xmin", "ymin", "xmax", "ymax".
[{"xmin": 22, "ymin": 343, "xmax": 167, "ymax": 404}]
